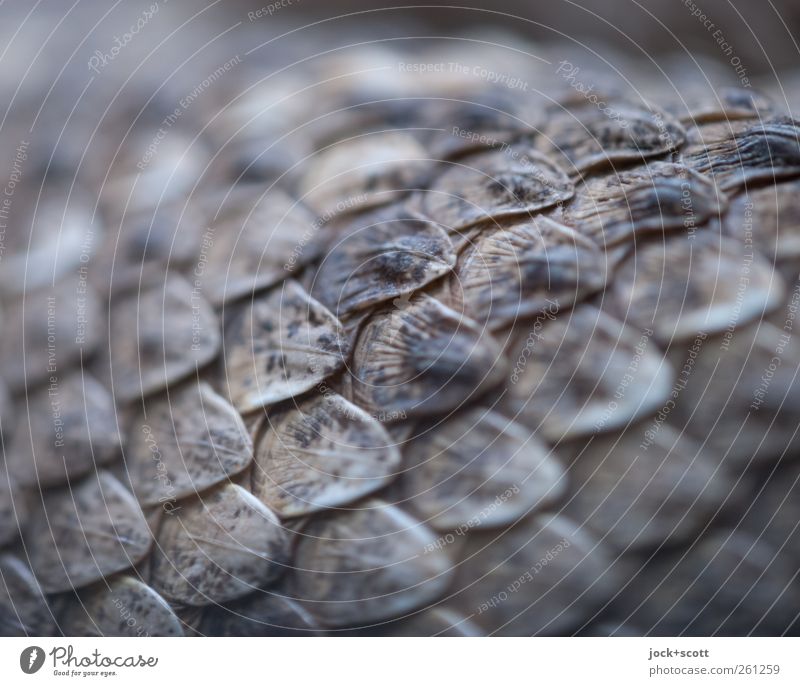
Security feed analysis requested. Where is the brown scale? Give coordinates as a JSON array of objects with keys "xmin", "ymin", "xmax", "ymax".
[
  {"xmin": 8, "ymin": 371, "xmax": 121, "ymax": 489},
  {"xmin": 610, "ymin": 230, "xmax": 784, "ymax": 344},
  {"xmin": 662, "ymin": 86, "xmax": 776, "ymax": 126},
  {"xmin": 0, "ymin": 184, "xmax": 97, "ymax": 297},
  {"xmin": 289, "ymin": 499, "xmax": 454, "ymax": 628},
  {"xmin": 504, "ymin": 304, "xmax": 674, "ymax": 442},
  {"xmin": 612, "ymin": 529, "xmax": 800, "ymax": 636},
  {"xmin": 24, "ymin": 471, "xmax": 152, "ymax": 594},
  {"xmin": 0, "ymin": 554, "xmax": 55, "ymax": 636},
  {"xmin": 126, "ymin": 380, "xmax": 253, "ymax": 507},
  {"xmin": 413, "ymin": 94, "xmax": 533, "ymax": 161},
  {"xmin": 556, "ymin": 424, "xmax": 731, "ymax": 552},
  {"xmin": 682, "ymin": 117, "xmax": 754, "ymax": 152},
  {"xmin": 684, "ymin": 117, "xmax": 800, "ymax": 193},
  {"xmin": 536, "ymin": 100, "xmax": 686, "ymax": 177},
  {"xmin": 200, "ymin": 188, "xmax": 321, "ymax": 306},
  {"xmin": 351, "ymin": 292, "xmax": 508, "ymax": 418},
  {"xmin": 453, "ymin": 214, "xmax": 607, "ymax": 330},
  {"xmin": 223, "ymin": 280, "xmax": 349, "ymax": 413},
  {"xmin": 299, "ymin": 131, "xmax": 431, "ymax": 218},
  {"xmin": 99, "ymin": 131, "xmax": 212, "ymax": 226},
  {"xmin": 400, "ymin": 406, "xmax": 566, "ymax": 532},
  {"xmin": 108, "ymin": 274, "xmax": 220, "ymax": 403},
  {"xmin": 252, "ymin": 392, "xmax": 400, "ymax": 518},
  {"xmin": 148, "ymin": 483, "xmax": 289, "ymax": 607},
  {"xmin": 4, "ymin": 32, "xmax": 800, "ymax": 637},
  {"xmin": 0, "ymin": 275, "xmax": 102, "ymax": 393},
  {"xmin": 59, "ymin": 576, "xmax": 184, "ymax": 637},
  {"xmin": 200, "ymin": 585, "xmax": 324, "ymax": 636},
  {"xmin": 91, "ymin": 202, "xmax": 206, "ymax": 298},
  {"xmin": 723, "ymin": 179, "xmax": 800, "ymax": 267},
  {"xmin": 449, "ymin": 514, "xmax": 620, "ymax": 636},
  {"xmin": 739, "ymin": 460, "xmax": 800, "ymax": 567},
  {"xmin": 411, "ymin": 144, "xmax": 574, "ymax": 233},
  {"xmin": 667, "ymin": 321, "xmax": 800, "ymax": 468},
  {"xmin": 310, "ymin": 207, "xmax": 456, "ymax": 322},
  {"xmin": 563, "ymin": 162, "xmax": 727, "ymax": 248}
]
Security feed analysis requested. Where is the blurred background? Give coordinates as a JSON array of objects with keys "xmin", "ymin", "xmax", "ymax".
[{"xmin": 0, "ymin": 0, "xmax": 797, "ymax": 199}]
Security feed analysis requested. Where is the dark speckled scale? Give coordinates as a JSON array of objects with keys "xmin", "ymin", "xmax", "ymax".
[
  {"xmin": 60, "ymin": 576, "xmax": 184, "ymax": 636},
  {"xmin": 149, "ymin": 484, "xmax": 289, "ymax": 607},
  {"xmin": 224, "ymin": 280, "xmax": 349, "ymax": 413}
]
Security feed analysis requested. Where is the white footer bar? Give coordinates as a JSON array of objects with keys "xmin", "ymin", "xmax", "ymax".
[{"xmin": 1, "ymin": 637, "xmax": 797, "ymax": 685}]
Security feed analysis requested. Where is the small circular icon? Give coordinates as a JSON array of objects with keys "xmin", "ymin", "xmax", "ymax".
[{"xmin": 20, "ymin": 646, "xmax": 45, "ymax": 674}]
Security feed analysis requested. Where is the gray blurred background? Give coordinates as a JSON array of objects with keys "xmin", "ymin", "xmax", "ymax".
[
  {"xmin": 244, "ymin": 0, "xmax": 800, "ymax": 74},
  {"xmin": 0, "ymin": 0, "xmax": 797, "ymax": 188},
  {"xmin": 2, "ymin": 0, "xmax": 799, "ymax": 79}
]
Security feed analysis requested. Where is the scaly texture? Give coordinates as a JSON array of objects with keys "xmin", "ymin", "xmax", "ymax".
[{"xmin": 1, "ymin": 33, "xmax": 799, "ymax": 638}]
